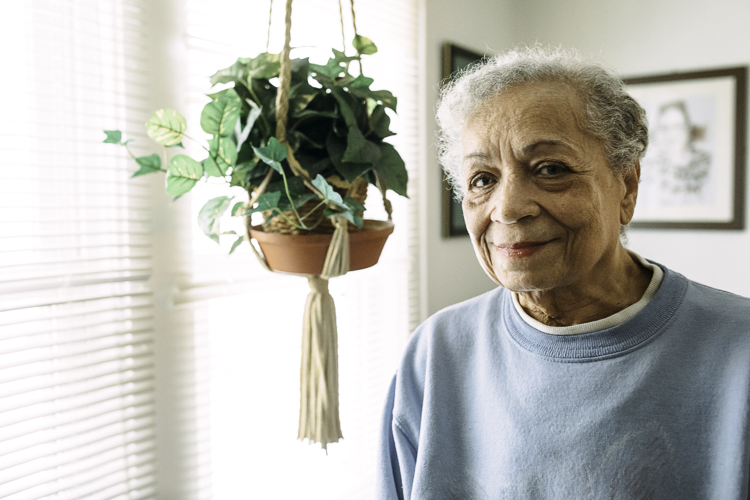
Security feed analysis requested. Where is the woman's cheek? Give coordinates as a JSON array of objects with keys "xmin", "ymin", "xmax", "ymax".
[{"xmin": 462, "ymin": 195, "xmax": 488, "ymax": 238}]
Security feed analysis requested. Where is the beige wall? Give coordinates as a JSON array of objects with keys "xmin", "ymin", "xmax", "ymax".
[{"xmin": 421, "ymin": 0, "xmax": 750, "ymax": 318}]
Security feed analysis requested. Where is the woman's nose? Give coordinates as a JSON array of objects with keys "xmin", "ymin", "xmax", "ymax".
[{"xmin": 490, "ymin": 174, "xmax": 540, "ymax": 224}]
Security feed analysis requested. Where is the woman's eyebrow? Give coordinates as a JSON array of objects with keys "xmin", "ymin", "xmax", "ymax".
[
  {"xmin": 463, "ymin": 152, "xmax": 491, "ymax": 161},
  {"xmin": 521, "ymin": 140, "xmax": 575, "ymax": 154}
]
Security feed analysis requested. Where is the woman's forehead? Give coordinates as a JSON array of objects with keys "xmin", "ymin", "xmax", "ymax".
[
  {"xmin": 463, "ymin": 82, "xmax": 591, "ymax": 151},
  {"xmin": 470, "ymin": 82, "xmax": 586, "ymax": 127}
]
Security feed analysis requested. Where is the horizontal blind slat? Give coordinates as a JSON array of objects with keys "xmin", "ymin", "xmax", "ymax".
[
  {"xmin": 0, "ymin": 379, "xmax": 155, "ymax": 433},
  {"xmin": 0, "ymin": 391, "xmax": 155, "ymax": 453}
]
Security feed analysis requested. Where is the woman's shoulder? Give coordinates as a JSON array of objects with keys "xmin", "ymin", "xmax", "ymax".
[
  {"xmin": 395, "ymin": 287, "xmax": 508, "ymax": 382},
  {"xmin": 683, "ymin": 278, "xmax": 750, "ymax": 326},
  {"xmin": 412, "ymin": 286, "xmax": 508, "ymax": 347},
  {"xmin": 392, "ymin": 286, "xmax": 509, "ymax": 424}
]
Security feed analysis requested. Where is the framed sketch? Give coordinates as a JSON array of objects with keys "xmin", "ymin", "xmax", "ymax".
[
  {"xmin": 441, "ymin": 43, "xmax": 485, "ymax": 237},
  {"xmin": 625, "ymin": 67, "xmax": 747, "ymax": 230}
]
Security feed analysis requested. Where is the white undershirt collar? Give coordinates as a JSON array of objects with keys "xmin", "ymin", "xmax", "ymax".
[{"xmin": 511, "ymin": 251, "xmax": 664, "ymax": 336}]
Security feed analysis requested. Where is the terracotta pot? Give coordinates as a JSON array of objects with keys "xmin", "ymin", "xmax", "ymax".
[{"xmin": 249, "ymin": 219, "xmax": 395, "ymax": 275}]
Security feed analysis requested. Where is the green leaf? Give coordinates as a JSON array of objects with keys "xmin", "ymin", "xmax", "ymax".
[
  {"xmin": 291, "ymin": 108, "xmax": 339, "ymax": 124},
  {"xmin": 352, "ymin": 35, "xmax": 378, "ymax": 55},
  {"xmin": 370, "ymin": 90, "xmax": 397, "ymax": 112},
  {"xmin": 325, "ymin": 197, "xmax": 366, "ymax": 228},
  {"xmin": 243, "ymin": 191, "xmax": 282, "ymax": 215},
  {"xmin": 369, "ymin": 105, "xmax": 395, "ymax": 138},
  {"xmin": 324, "ymin": 206, "xmax": 363, "ymax": 228},
  {"xmin": 311, "ymin": 174, "xmax": 346, "ymax": 209},
  {"xmin": 342, "ymin": 127, "xmax": 382, "ymax": 164},
  {"xmin": 331, "ymin": 48, "xmax": 360, "ymax": 64},
  {"xmin": 326, "ymin": 132, "xmax": 372, "ymax": 182},
  {"xmin": 253, "ymin": 137, "xmax": 287, "ymax": 173},
  {"xmin": 131, "ymin": 154, "xmax": 162, "ymax": 178},
  {"xmin": 231, "ymin": 201, "xmax": 246, "ymax": 216},
  {"xmin": 289, "ymin": 77, "xmax": 318, "ymax": 113},
  {"xmin": 237, "ymin": 103, "xmax": 262, "ymax": 151},
  {"xmin": 229, "ymin": 235, "xmax": 244, "ymax": 254},
  {"xmin": 348, "ymin": 74, "xmax": 374, "ymax": 89},
  {"xmin": 210, "ymin": 58, "xmax": 250, "ymax": 86},
  {"xmin": 146, "ymin": 109, "xmax": 187, "ymax": 146},
  {"xmin": 103, "ymin": 130, "xmax": 122, "ymax": 144},
  {"xmin": 203, "ymin": 156, "xmax": 222, "ymax": 178},
  {"xmin": 348, "ymin": 86, "xmax": 398, "ymax": 112},
  {"xmin": 201, "ymin": 89, "xmax": 242, "ymax": 137},
  {"xmin": 205, "ymin": 136, "xmax": 237, "ymax": 176},
  {"xmin": 366, "ymin": 97, "xmax": 378, "ymax": 115},
  {"xmin": 375, "ymin": 142, "xmax": 409, "ymax": 197},
  {"xmin": 343, "ymin": 196, "xmax": 366, "ymax": 213},
  {"xmin": 330, "ymin": 87, "xmax": 359, "ymax": 128},
  {"xmin": 197, "ymin": 196, "xmax": 234, "ymax": 244},
  {"xmin": 229, "ymin": 161, "xmax": 256, "ymax": 187},
  {"xmin": 246, "ymin": 52, "xmax": 281, "ymax": 80},
  {"xmin": 166, "ymin": 154, "xmax": 204, "ymax": 197},
  {"xmin": 310, "ymin": 58, "xmax": 345, "ymax": 79}
]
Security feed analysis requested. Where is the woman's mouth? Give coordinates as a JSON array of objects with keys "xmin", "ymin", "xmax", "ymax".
[{"xmin": 494, "ymin": 240, "xmax": 551, "ymax": 258}]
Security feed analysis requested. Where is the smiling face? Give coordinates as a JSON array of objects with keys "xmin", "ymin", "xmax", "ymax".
[{"xmin": 461, "ymin": 82, "xmax": 639, "ymax": 293}]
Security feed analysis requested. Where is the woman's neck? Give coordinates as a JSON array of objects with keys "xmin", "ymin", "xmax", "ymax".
[{"xmin": 517, "ymin": 248, "xmax": 652, "ymax": 327}]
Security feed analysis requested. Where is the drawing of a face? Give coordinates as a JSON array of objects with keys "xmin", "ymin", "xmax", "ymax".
[{"xmin": 655, "ymin": 103, "xmax": 691, "ymax": 161}]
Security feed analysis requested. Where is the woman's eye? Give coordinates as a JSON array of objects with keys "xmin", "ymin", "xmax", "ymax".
[
  {"xmin": 469, "ymin": 173, "xmax": 495, "ymax": 189},
  {"xmin": 537, "ymin": 163, "xmax": 567, "ymax": 176}
]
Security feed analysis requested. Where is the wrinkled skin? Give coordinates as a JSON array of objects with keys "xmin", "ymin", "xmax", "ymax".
[{"xmin": 461, "ymin": 82, "xmax": 651, "ymax": 326}]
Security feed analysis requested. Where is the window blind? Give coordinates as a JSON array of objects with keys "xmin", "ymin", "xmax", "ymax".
[
  {"xmin": 0, "ymin": 1, "xmax": 156, "ymax": 499},
  {"xmin": 0, "ymin": 0, "xmax": 420, "ymax": 498}
]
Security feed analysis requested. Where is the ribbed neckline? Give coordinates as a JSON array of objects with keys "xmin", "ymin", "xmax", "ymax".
[{"xmin": 502, "ymin": 263, "xmax": 688, "ymax": 361}]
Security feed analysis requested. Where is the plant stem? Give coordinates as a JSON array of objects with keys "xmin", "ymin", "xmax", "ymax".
[
  {"xmin": 299, "ymin": 199, "xmax": 327, "ymax": 222},
  {"xmin": 279, "ymin": 169, "xmax": 309, "ymax": 229}
]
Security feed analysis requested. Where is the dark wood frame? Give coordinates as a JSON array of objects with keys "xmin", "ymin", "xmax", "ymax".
[
  {"xmin": 441, "ymin": 43, "xmax": 485, "ymax": 237},
  {"xmin": 625, "ymin": 67, "xmax": 747, "ymax": 230}
]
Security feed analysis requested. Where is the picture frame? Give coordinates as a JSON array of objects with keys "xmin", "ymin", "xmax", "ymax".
[
  {"xmin": 624, "ymin": 67, "xmax": 747, "ymax": 230},
  {"xmin": 441, "ymin": 43, "xmax": 485, "ymax": 237}
]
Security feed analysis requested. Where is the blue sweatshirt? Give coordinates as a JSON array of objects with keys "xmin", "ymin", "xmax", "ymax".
[{"xmin": 378, "ymin": 265, "xmax": 750, "ymax": 499}]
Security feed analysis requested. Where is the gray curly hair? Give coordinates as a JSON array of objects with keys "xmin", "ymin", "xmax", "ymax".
[{"xmin": 437, "ymin": 46, "xmax": 649, "ymax": 197}]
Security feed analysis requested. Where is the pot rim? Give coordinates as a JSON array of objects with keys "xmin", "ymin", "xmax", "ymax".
[{"xmin": 249, "ymin": 219, "xmax": 394, "ymax": 244}]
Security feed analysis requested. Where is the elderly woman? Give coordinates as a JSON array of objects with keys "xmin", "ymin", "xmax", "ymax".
[{"xmin": 378, "ymin": 47, "xmax": 750, "ymax": 499}]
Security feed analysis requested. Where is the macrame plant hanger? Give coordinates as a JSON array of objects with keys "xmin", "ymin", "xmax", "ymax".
[{"xmin": 246, "ymin": 0, "xmax": 388, "ymax": 451}]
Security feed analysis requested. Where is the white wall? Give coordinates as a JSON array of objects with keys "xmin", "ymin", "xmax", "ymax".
[
  {"xmin": 511, "ymin": 0, "xmax": 750, "ymax": 297},
  {"xmin": 421, "ymin": 0, "xmax": 750, "ymax": 317},
  {"xmin": 420, "ymin": 0, "xmax": 516, "ymax": 316}
]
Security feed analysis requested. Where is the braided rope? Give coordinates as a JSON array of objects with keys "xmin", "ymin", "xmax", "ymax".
[
  {"xmin": 337, "ymin": 0, "xmax": 347, "ymax": 54},
  {"xmin": 349, "ymin": 0, "xmax": 362, "ymax": 73},
  {"xmin": 266, "ymin": 0, "xmax": 274, "ymax": 51},
  {"xmin": 349, "ymin": 0, "xmax": 358, "ymax": 38},
  {"xmin": 275, "ymin": 0, "xmax": 294, "ymax": 144}
]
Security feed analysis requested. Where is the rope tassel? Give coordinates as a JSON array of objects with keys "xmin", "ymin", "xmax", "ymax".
[
  {"xmin": 299, "ymin": 276, "xmax": 342, "ymax": 449},
  {"xmin": 298, "ymin": 215, "xmax": 349, "ymax": 449}
]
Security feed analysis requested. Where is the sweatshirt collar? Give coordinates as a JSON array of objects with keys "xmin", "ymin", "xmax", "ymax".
[{"xmin": 502, "ymin": 262, "xmax": 688, "ymax": 361}]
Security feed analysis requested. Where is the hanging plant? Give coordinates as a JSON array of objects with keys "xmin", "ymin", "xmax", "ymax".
[
  {"xmin": 104, "ymin": 38, "xmax": 407, "ymax": 252},
  {"xmin": 105, "ymin": 0, "xmax": 406, "ymax": 451}
]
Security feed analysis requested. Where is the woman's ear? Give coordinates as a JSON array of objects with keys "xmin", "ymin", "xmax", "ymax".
[{"xmin": 620, "ymin": 162, "xmax": 640, "ymax": 225}]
